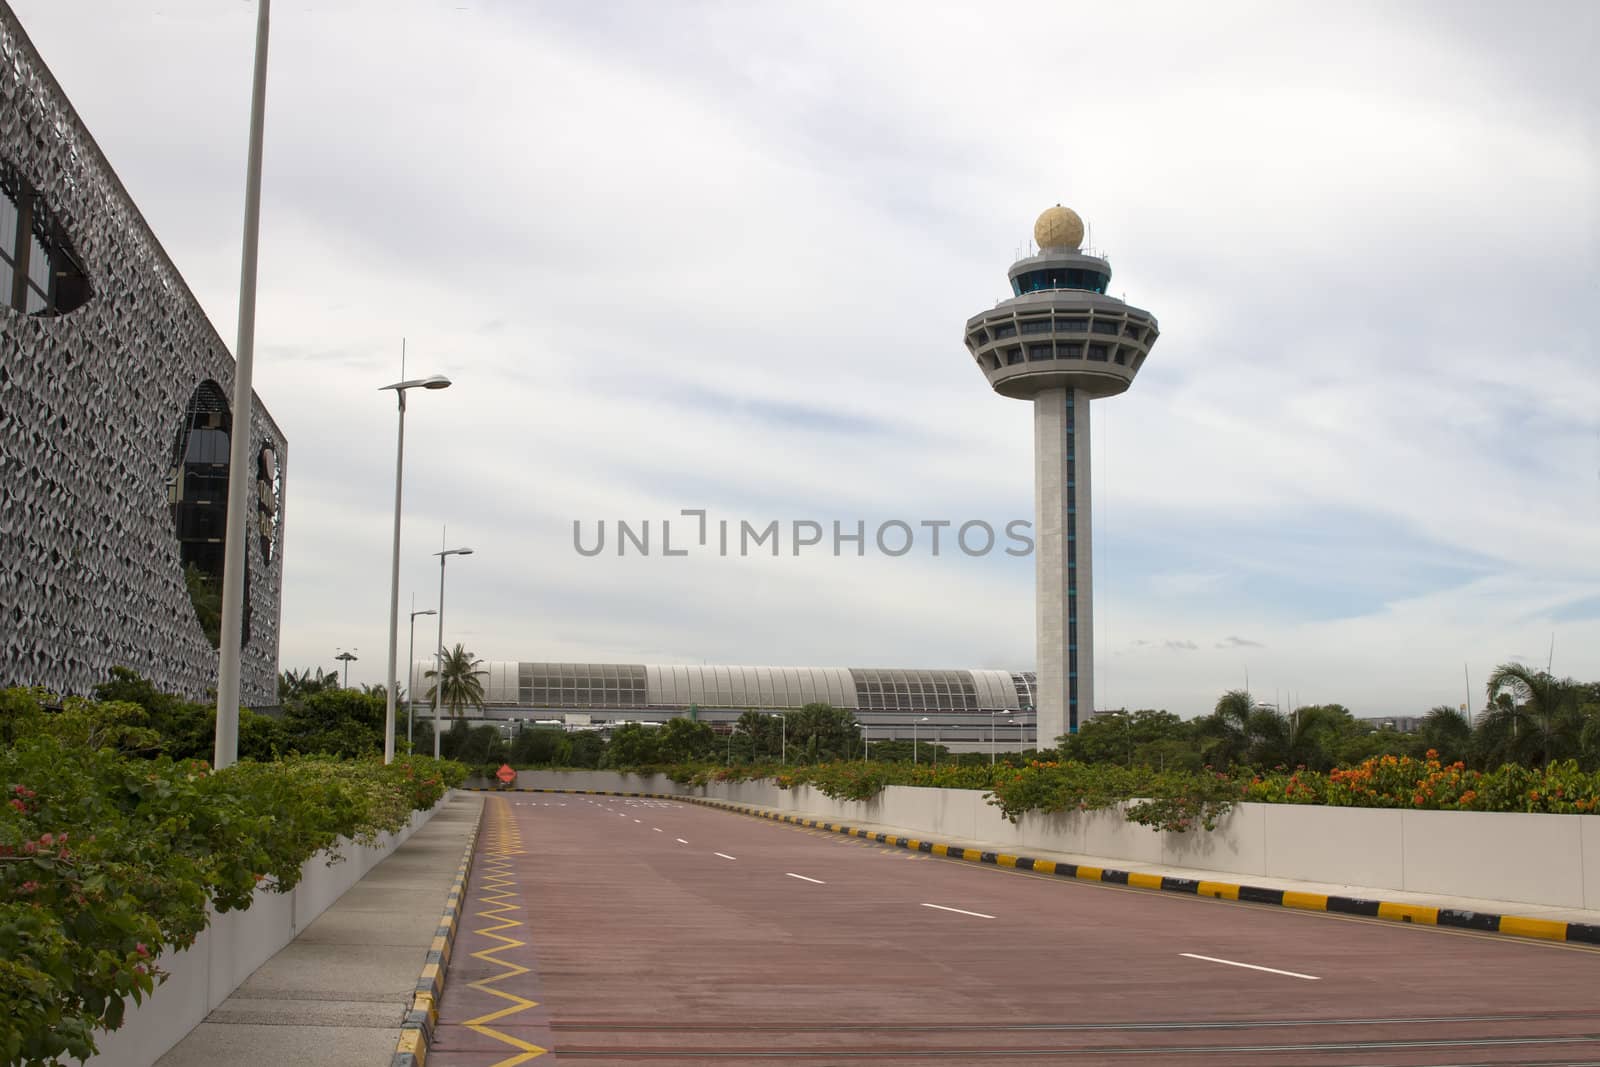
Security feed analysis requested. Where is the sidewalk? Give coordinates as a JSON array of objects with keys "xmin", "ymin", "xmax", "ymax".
[{"xmin": 155, "ymin": 792, "xmax": 484, "ymax": 1066}]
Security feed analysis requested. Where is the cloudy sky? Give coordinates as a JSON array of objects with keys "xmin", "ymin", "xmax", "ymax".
[{"xmin": 12, "ymin": 0, "xmax": 1598, "ymax": 716}]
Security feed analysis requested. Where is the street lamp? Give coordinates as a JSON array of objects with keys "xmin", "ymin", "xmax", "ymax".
[
  {"xmin": 989, "ymin": 709, "xmax": 1014, "ymax": 767},
  {"xmin": 727, "ymin": 721, "xmax": 740, "ymax": 764},
  {"xmin": 861, "ymin": 720, "xmax": 869, "ymax": 764},
  {"xmin": 768, "ymin": 711, "xmax": 787, "ymax": 765},
  {"xmin": 914, "ymin": 716, "xmax": 929, "ymax": 764},
  {"xmin": 432, "ymin": 544, "xmax": 473, "ymax": 759},
  {"xmin": 406, "ymin": 604, "xmax": 436, "ymax": 751},
  {"xmin": 335, "ymin": 648, "xmax": 358, "ymax": 688},
  {"xmin": 213, "ymin": 0, "xmax": 272, "ymax": 772},
  {"xmin": 381, "ymin": 368, "xmax": 453, "ymax": 765}
]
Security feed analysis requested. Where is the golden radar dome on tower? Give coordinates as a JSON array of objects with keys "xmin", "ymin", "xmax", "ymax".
[{"xmin": 1034, "ymin": 204, "xmax": 1084, "ymax": 251}]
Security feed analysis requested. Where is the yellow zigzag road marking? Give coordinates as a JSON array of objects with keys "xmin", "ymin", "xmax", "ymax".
[{"xmin": 462, "ymin": 801, "xmax": 546, "ymax": 1065}]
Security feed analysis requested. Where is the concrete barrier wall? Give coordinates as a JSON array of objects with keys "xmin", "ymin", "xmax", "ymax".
[
  {"xmin": 83, "ymin": 791, "xmax": 457, "ymax": 1067},
  {"xmin": 506, "ymin": 770, "xmax": 1597, "ymax": 910}
]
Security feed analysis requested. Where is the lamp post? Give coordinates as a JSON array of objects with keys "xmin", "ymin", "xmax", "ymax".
[
  {"xmin": 432, "ymin": 544, "xmax": 473, "ymax": 758},
  {"xmin": 769, "ymin": 712, "xmax": 787, "ymax": 765},
  {"xmin": 335, "ymin": 649, "xmax": 358, "ymax": 688},
  {"xmin": 381, "ymin": 369, "xmax": 453, "ymax": 765},
  {"xmin": 861, "ymin": 720, "xmax": 869, "ymax": 764},
  {"xmin": 213, "ymin": 0, "xmax": 272, "ymax": 771},
  {"xmin": 726, "ymin": 722, "xmax": 740, "ymax": 764},
  {"xmin": 989, "ymin": 709, "xmax": 1014, "ymax": 767},
  {"xmin": 932, "ymin": 723, "xmax": 940, "ymax": 768},
  {"xmin": 914, "ymin": 716, "xmax": 929, "ymax": 764},
  {"xmin": 406, "ymin": 605, "xmax": 436, "ymax": 751}
]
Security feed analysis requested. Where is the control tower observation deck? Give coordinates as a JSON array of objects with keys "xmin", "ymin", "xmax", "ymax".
[{"xmin": 962, "ymin": 205, "xmax": 1160, "ymax": 744}]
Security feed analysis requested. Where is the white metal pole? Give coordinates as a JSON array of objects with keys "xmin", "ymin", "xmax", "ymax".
[
  {"xmin": 433, "ymin": 551, "xmax": 446, "ymax": 759},
  {"xmin": 990, "ymin": 711, "xmax": 996, "ymax": 767},
  {"xmin": 913, "ymin": 719, "xmax": 918, "ymax": 764},
  {"xmin": 215, "ymin": 0, "xmax": 271, "ymax": 771},
  {"xmin": 406, "ymin": 605, "xmax": 418, "ymax": 751},
  {"xmin": 383, "ymin": 363, "xmax": 407, "ymax": 764}
]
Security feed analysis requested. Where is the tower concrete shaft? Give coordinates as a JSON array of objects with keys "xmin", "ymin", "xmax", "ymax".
[
  {"xmin": 1034, "ymin": 387, "xmax": 1092, "ymax": 746},
  {"xmin": 962, "ymin": 204, "xmax": 1158, "ymax": 743}
]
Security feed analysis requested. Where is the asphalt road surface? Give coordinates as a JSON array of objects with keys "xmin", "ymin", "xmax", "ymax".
[{"xmin": 429, "ymin": 794, "xmax": 1600, "ymax": 1066}]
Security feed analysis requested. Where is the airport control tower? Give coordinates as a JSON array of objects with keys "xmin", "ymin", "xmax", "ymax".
[{"xmin": 962, "ymin": 205, "xmax": 1159, "ymax": 744}]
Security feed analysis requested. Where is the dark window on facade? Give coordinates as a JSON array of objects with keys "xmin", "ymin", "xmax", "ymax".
[
  {"xmin": 974, "ymin": 329, "xmax": 988, "ymax": 344},
  {"xmin": 1058, "ymin": 318, "xmax": 1088, "ymax": 332},
  {"xmin": 0, "ymin": 164, "xmax": 91, "ymax": 317},
  {"xmin": 1058, "ymin": 343, "xmax": 1082, "ymax": 359},
  {"xmin": 1091, "ymin": 320, "xmax": 1120, "ymax": 335},
  {"xmin": 1087, "ymin": 344, "xmax": 1109, "ymax": 361},
  {"xmin": 992, "ymin": 322, "xmax": 1017, "ymax": 339},
  {"xmin": 1114, "ymin": 348, "xmax": 1128, "ymax": 365},
  {"xmin": 1006, "ymin": 347, "xmax": 1023, "ymax": 365},
  {"xmin": 1027, "ymin": 343, "xmax": 1054, "ymax": 360},
  {"xmin": 1123, "ymin": 323, "xmax": 1143, "ymax": 340},
  {"xmin": 1019, "ymin": 319, "xmax": 1052, "ymax": 334}
]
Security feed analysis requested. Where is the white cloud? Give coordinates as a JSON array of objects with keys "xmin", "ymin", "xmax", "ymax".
[{"xmin": 10, "ymin": 0, "xmax": 1597, "ymax": 714}]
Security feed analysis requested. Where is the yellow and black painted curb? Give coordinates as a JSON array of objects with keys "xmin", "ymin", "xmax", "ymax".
[
  {"xmin": 467, "ymin": 785, "xmax": 1600, "ymax": 948},
  {"xmin": 391, "ymin": 799, "xmax": 485, "ymax": 1067}
]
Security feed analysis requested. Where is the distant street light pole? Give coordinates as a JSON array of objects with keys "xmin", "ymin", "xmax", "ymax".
[
  {"xmin": 380, "ymin": 365, "xmax": 453, "ymax": 765},
  {"xmin": 335, "ymin": 649, "xmax": 358, "ymax": 689},
  {"xmin": 432, "ymin": 543, "xmax": 474, "ymax": 758},
  {"xmin": 213, "ymin": 0, "xmax": 272, "ymax": 772},
  {"xmin": 406, "ymin": 604, "xmax": 436, "ymax": 751},
  {"xmin": 769, "ymin": 711, "xmax": 787, "ymax": 765},
  {"xmin": 861, "ymin": 721, "xmax": 869, "ymax": 764},
  {"xmin": 914, "ymin": 716, "xmax": 929, "ymax": 764}
]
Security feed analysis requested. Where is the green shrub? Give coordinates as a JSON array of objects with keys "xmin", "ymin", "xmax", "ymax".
[{"xmin": 0, "ymin": 687, "xmax": 465, "ymax": 1065}]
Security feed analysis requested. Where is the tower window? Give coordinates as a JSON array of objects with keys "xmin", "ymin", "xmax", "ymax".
[
  {"xmin": 1058, "ymin": 318, "xmax": 1088, "ymax": 332},
  {"xmin": 1005, "ymin": 347, "xmax": 1023, "ymax": 365},
  {"xmin": 1087, "ymin": 344, "xmax": 1109, "ymax": 361},
  {"xmin": 992, "ymin": 322, "xmax": 1017, "ymax": 339},
  {"xmin": 1019, "ymin": 319, "xmax": 1052, "ymax": 334},
  {"xmin": 1114, "ymin": 348, "xmax": 1128, "ymax": 365},
  {"xmin": 1058, "ymin": 343, "xmax": 1083, "ymax": 359},
  {"xmin": 1091, "ymin": 320, "xmax": 1120, "ymax": 335},
  {"xmin": 1027, "ymin": 343, "xmax": 1054, "ymax": 361}
]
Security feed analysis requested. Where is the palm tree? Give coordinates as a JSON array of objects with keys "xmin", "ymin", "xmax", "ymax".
[
  {"xmin": 1419, "ymin": 705, "xmax": 1472, "ymax": 763},
  {"xmin": 423, "ymin": 644, "xmax": 487, "ymax": 720},
  {"xmin": 1196, "ymin": 689, "xmax": 1253, "ymax": 769},
  {"xmin": 279, "ymin": 667, "xmax": 338, "ymax": 702},
  {"xmin": 1482, "ymin": 662, "xmax": 1580, "ymax": 767}
]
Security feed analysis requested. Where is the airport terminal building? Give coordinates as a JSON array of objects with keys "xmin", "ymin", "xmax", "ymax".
[{"xmin": 410, "ymin": 662, "xmax": 1042, "ymax": 746}]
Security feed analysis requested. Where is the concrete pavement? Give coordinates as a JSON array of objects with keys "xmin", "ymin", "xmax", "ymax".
[{"xmin": 154, "ymin": 792, "xmax": 484, "ymax": 1066}]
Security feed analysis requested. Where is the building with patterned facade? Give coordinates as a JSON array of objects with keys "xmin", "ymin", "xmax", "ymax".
[{"xmin": 0, "ymin": 5, "xmax": 285, "ymax": 704}]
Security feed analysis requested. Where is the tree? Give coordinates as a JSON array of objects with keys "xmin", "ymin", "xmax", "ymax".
[
  {"xmin": 603, "ymin": 722, "xmax": 660, "ymax": 767},
  {"xmin": 1194, "ymin": 690, "xmax": 1254, "ymax": 768},
  {"xmin": 1419, "ymin": 705, "xmax": 1473, "ymax": 764},
  {"xmin": 511, "ymin": 727, "xmax": 570, "ymax": 766},
  {"xmin": 279, "ymin": 667, "xmax": 338, "ymax": 702},
  {"xmin": 1060, "ymin": 709, "xmax": 1192, "ymax": 766},
  {"xmin": 280, "ymin": 687, "xmax": 385, "ymax": 758},
  {"xmin": 567, "ymin": 731, "xmax": 604, "ymax": 768},
  {"xmin": 1482, "ymin": 663, "xmax": 1581, "ymax": 767},
  {"xmin": 783, "ymin": 703, "xmax": 860, "ymax": 763},
  {"xmin": 734, "ymin": 710, "xmax": 784, "ymax": 761},
  {"xmin": 657, "ymin": 716, "xmax": 717, "ymax": 763},
  {"xmin": 423, "ymin": 644, "xmax": 487, "ymax": 721}
]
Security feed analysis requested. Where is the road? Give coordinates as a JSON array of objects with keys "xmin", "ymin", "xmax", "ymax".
[{"xmin": 429, "ymin": 793, "xmax": 1600, "ymax": 1066}]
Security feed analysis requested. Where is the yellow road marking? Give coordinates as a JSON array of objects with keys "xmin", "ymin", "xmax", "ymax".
[{"xmin": 461, "ymin": 799, "xmax": 547, "ymax": 1065}]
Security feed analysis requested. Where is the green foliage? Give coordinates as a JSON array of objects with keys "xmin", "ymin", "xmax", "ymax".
[
  {"xmin": 0, "ymin": 680, "xmax": 465, "ymax": 1065},
  {"xmin": 279, "ymin": 688, "xmax": 385, "ymax": 759},
  {"xmin": 601, "ymin": 722, "xmax": 660, "ymax": 768},
  {"xmin": 0, "ymin": 684, "xmax": 464, "ymax": 1064},
  {"xmin": 657, "ymin": 717, "xmax": 717, "ymax": 763},
  {"xmin": 277, "ymin": 667, "xmax": 338, "ymax": 703},
  {"xmin": 510, "ymin": 727, "xmax": 570, "ymax": 767},
  {"xmin": 181, "ymin": 563, "xmax": 221, "ymax": 649},
  {"xmin": 783, "ymin": 703, "xmax": 861, "ymax": 762}
]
